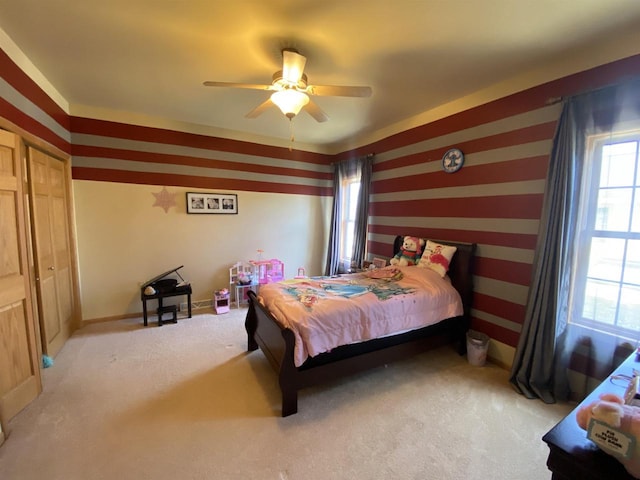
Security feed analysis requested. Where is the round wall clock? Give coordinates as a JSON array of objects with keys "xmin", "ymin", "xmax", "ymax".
[{"xmin": 442, "ymin": 148, "xmax": 464, "ymax": 173}]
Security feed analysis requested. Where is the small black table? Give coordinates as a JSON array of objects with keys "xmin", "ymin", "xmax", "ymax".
[{"xmin": 542, "ymin": 352, "xmax": 639, "ymax": 479}]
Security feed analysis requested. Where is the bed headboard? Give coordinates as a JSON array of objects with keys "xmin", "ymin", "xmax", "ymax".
[{"xmin": 393, "ymin": 236, "xmax": 477, "ymax": 318}]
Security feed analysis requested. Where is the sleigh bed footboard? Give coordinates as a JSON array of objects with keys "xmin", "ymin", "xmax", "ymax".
[{"xmin": 246, "ymin": 290, "xmax": 301, "ymax": 416}]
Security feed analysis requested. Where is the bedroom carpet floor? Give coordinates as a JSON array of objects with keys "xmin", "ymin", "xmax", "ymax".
[{"xmin": 0, "ymin": 307, "xmax": 574, "ymax": 480}]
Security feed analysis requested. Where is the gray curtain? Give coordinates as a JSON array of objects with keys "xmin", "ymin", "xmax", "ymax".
[
  {"xmin": 510, "ymin": 79, "xmax": 640, "ymax": 402},
  {"xmin": 325, "ymin": 155, "xmax": 374, "ymax": 276},
  {"xmin": 351, "ymin": 155, "xmax": 373, "ymax": 269}
]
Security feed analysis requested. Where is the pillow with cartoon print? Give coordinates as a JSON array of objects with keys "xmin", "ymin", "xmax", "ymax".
[{"xmin": 418, "ymin": 240, "xmax": 457, "ymax": 277}]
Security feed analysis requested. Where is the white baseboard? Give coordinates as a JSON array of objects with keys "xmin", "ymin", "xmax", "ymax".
[
  {"xmin": 179, "ymin": 299, "xmax": 211, "ymax": 311},
  {"xmin": 487, "ymin": 339, "xmax": 515, "ymax": 370},
  {"xmin": 82, "ymin": 299, "xmax": 216, "ymax": 324}
]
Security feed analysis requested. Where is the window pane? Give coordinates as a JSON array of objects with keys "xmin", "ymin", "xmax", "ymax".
[
  {"xmin": 339, "ymin": 179, "xmax": 361, "ymax": 263},
  {"xmin": 601, "ymin": 142, "xmax": 637, "ymax": 187},
  {"xmin": 619, "ymin": 284, "xmax": 640, "ymax": 331},
  {"xmin": 582, "ymin": 279, "xmax": 619, "ymax": 325},
  {"xmin": 348, "ymin": 182, "xmax": 360, "ymax": 219},
  {"xmin": 623, "ymin": 240, "xmax": 640, "ymax": 285},
  {"xmin": 595, "ymin": 188, "xmax": 632, "ymax": 231},
  {"xmin": 632, "ymin": 192, "xmax": 640, "ymax": 232},
  {"xmin": 344, "ymin": 221, "xmax": 355, "ymax": 257},
  {"xmin": 587, "ymin": 237, "xmax": 624, "ymax": 281}
]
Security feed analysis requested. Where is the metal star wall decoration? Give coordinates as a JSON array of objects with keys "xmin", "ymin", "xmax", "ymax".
[{"xmin": 152, "ymin": 186, "xmax": 178, "ymax": 213}]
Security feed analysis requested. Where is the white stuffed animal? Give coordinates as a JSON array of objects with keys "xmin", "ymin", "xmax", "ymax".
[{"xmin": 390, "ymin": 236, "xmax": 425, "ymax": 266}]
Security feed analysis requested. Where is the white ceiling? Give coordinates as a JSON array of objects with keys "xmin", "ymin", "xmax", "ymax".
[{"xmin": 2, "ymin": 0, "xmax": 640, "ymax": 153}]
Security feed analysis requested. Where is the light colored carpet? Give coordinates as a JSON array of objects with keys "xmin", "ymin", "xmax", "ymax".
[{"xmin": 0, "ymin": 308, "xmax": 573, "ymax": 480}]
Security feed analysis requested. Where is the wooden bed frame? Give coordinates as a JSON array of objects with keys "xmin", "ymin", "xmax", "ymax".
[{"xmin": 244, "ymin": 236, "xmax": 477, "ymax": 416}]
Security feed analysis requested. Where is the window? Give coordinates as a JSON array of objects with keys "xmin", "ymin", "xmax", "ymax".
[
  {"xmin": 339, "ymin": 177, "xmax": 361, "ymax": 268},
  {"xmin": 570, "ymin": 132, "xmax": 640, "ymax": 338},
  {"xmin": 326, "ymin": 155, "xmax": 372, "ymax": 276}
]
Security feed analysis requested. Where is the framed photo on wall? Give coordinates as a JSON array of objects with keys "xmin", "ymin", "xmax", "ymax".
[{"xmin": 186, "ymin": 192, "xmax": 238, "ymax": 214}]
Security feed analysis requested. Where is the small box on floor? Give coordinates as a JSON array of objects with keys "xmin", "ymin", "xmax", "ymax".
[{"xmin": 214, "ymin": 289, "xmax": 230, "ymax": 314}]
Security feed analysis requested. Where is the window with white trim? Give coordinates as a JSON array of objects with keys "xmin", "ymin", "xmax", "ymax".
[
  {"xmin": 570, "ymin": 132, "xmax": 640, "ymax": 338},
  {"xmin": 339, "ymin": 176, "xmax": 361, "ymax": 269}
]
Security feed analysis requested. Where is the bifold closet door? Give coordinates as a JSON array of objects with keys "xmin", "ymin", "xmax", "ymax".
[
  {"xmin": 28, "ymin": 147, "xmax": 75, "ymax": 358},
  {"xmin": 0, "ymin": 131, "xmax": 41, "ymax": 422}
]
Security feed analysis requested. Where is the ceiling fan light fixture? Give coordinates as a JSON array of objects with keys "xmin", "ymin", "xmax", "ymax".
[{"xmin": 271, "ymin": 89, "xmax": 309, "ymax": 119}]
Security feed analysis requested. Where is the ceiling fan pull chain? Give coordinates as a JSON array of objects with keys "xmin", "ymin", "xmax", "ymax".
[{"xmin": 289, "ymin": 118, "xmax": 295, "ymax": 151}]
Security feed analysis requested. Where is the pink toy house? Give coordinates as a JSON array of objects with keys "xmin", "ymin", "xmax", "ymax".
[{"xmin": 250, "ymin": 259, "xmax": 284, "ymax": 284}]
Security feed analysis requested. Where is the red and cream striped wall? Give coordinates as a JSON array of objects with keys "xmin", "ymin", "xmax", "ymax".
[
  {"xmin": 366, "ymin": 102, "xmax": 558, "ymax": 353},
  {"xmin": 2, "ymin": 37, "xmax": 640, "ymax": 361},
  {"xmin": 70, "ymin": 117, "xmax": 333, "ymax": 197}
]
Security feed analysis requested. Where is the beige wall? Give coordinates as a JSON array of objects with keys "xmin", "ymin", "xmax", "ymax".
[{"xmin": 73, "ymin": 180, "xmax": 330, "ymax": 321}]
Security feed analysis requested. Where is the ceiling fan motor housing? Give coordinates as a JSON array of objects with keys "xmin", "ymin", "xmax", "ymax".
[{"xmin": 272, "ymin": 71, "xmax": 308, "ymax": 90}]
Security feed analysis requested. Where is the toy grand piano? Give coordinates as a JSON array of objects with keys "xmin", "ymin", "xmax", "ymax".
[{"xmin": 140, "ymin": 265, "xmax": 192, "ymax": 326}]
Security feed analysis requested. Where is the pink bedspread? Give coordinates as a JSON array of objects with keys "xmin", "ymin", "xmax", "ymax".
[{"xmin": 257, "ymin": 266, "xmax": 463, "ymax": 367}]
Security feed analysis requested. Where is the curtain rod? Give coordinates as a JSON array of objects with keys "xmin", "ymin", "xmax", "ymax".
[
  {"xmin": 545, "ymin": 75, "xmax": 640, "ymax": 106},
  {"xmin": 330, "ymin": 153, "xmax": 374, "ymax": 165}
]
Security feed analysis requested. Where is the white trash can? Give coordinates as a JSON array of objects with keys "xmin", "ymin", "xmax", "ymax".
[{"xmin": 466, "ymin": 330, "xmax": 490, "ymax": 366}]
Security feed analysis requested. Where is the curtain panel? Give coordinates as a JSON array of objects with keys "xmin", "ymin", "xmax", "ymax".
[
  {"xmin": 351, "ymin": 155, "xmax": 373, "ymax": 269},
  {"xmin": 510, "ymin": 79, "xmax": 640, "ymax": 403}
]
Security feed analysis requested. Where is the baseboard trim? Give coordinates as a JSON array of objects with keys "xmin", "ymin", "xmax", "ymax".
[
  {"xmin": 487, "ymin": 355, "xmax": 511, "ymax": 371},
  {"xmin": 82, "ymin": 312, "xmax": 142, "ymax": 324},
  {"xmin": 486, "ymin": 339, "xmax": 515, "ymax": 370},
  {"xmin": 82, "ymin": 305, "xmax": 219, "ymax": 324}
]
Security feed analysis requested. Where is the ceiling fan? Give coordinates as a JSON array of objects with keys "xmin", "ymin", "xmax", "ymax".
[{"xmin": 203, "ymin": 49, "xmax": 372, "ymax": 123}]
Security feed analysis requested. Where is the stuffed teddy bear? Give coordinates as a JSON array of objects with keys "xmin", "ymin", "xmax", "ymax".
[
  {"xmin": 390, "ymin": 236, "xmax": 425, "ymax": 266},
  {"xmin": 576, "ymin": 393, "xmax": 640, "ymax": 478}
]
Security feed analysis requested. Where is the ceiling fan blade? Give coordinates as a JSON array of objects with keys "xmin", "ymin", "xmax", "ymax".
[
  {"xmin": 304, "ymin": 99, "xmax": 329, "ymax": 123},
  {"xmin": 307, "ymin": 84, "xmax": 372, "ymax": 97},
  {"xmin": 203, "ymin": 81, "xmax": 274, "ymax": 91},
  {"xmin": 282, "ymin": 49, "xmax": 307, "ymax": 85},
  {"xmin": 245, "ymin": 98, "xmax": 274, "ymax": 119}
]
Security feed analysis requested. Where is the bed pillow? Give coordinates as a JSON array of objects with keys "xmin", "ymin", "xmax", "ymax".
[{"xmin": 418, "ymin": 240, "xmax": 457, "ymax": 277}]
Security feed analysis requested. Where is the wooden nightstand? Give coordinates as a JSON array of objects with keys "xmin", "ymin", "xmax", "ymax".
[{"xmin": 542, "ymin": 351, "xmax": 638, "ymax": 479}]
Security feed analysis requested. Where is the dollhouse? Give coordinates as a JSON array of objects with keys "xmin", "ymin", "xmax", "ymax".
[{"xmin": 228, "ymin": 259, "xmax": 284, "ymax": 308}]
